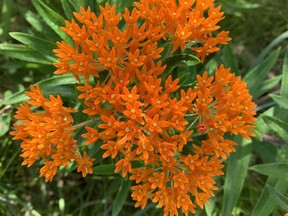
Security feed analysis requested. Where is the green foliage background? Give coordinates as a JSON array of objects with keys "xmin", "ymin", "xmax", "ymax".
[{"xmin": 0, "ymin": 0, "xmax": 288, "ymax": 215}]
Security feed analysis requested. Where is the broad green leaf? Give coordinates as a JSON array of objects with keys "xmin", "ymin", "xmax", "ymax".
[
  {"xmin": 112, "ymin": 179, "xmax": 131, "ymax": 216},
  {"xmin": 244, "ymin": 48, "xmax": 280, "ymax": 99},
  {"xmin": 3, "ymin": 74, "xmax": 78, "ymax": 105},
  {"xmin": 31, "ymin": 0, "xmax": 72, "ymax": 43},
  {"xmin": 221, "ymin": 137, "xmax": 252, "ymax": 216},
  {"xmin": 262, "ymin": 115, "xmax": 288, "ymax": 141},
  {"xmin": 270, "ymin": 94, "xmax": 288, "ymax": 110},
  {"xmin": 0, "ymin": 44, "xmax": 55, "ymax": 64},
  {"xmin": 250, "ymin": 162, "xmax": 288, "ymax": 181},
  {"xmin": 267, "ymin": 185, "xmax": 288, "ymax": 211},
  {"xmin": 9, "ymin": 32, "xmax": 57, "ymax": 57},
  {"xmin": 281, "ymin": 46, "xmax": 288, "ymax": 97},
  {"xmin": 93, "ymin": 164, "xmax": 115, "ymax": 175}
]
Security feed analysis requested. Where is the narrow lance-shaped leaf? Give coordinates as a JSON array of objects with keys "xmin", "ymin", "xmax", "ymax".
[
  {"xmin": 267, "ymin": 185, "xmax": 288, "ymax": 211},
  {"xmin": 3, "ymin": 74, "xmax": 79, "ymax": 105},
  {"xmin": 249, "ymin": 162, "xmax": 288, "ymax": 182},
  {"xmin": 61, "ymin": 0, "xmax": 75, "ymax": 20},
  {"xmin": 280, "ymin": 46, "xmax": 288, "ymax": 97},
  {"xmin": 269, "ymin": 94, "xmax": 288, "ymax": 110},
  {"xmin": 262, "ymin": 115, "xmax": 288, "ymax": 141},
  {"xmin": 31, "ymin": 0, "xmax": 72, "ymax": 43},
  {"xmin": 244, "ymin": 48, "xmax": 280, "ymax": 99},
  {"xmin": 9, "ymin": 32, "xmax": 57, "ymax": 57},
  {"xmin": 252, "ymin": 31, "xmax": 288, "ymax": 68},
  {"xmin": 0, "ymin": 44, "xmax": 55, "ymax": 64},
  {"xmin": 93, "ymin": 164, "xmax": 115, "ymax": 175},
  {"xmin": 251, "ymin": 145, "xmax": 288, "ymax": 216},
  {"xmin": 112, "ymin": 179, "xmax": 131, "ymax": 216},
  {"xmin": 221, "ymin": 137, "xmax": 252, "ymax": 216}
]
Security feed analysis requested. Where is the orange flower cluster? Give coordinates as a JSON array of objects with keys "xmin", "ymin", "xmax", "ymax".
[
  {"xmin": 11, "ymin": 1, "xmax": 256, "ymax": 215},
  {"xmin": 10, "ymin": 85, "xmax": 94, "ymax": 182}
]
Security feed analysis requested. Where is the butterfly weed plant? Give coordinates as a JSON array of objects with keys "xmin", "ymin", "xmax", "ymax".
[{"xmin": 3, "ymin": 0, "xmax": 288, "ymax": 215}]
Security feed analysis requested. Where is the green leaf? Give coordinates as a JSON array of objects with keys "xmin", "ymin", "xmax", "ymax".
[
  {"xmin": 281, "ymin": 46, "xmax": 288, "ymax": 98},
  {"xmin": 9, "ymin": 32, "xmax": 57, "ymax": 57},
  {"xmin": 163, "ymin": 53, "xmax": 201, "ymax": 68},
  {"xmin": 244, "ymin": 48, "xmax": 280, "ymax": 99},
  {"xmin": 221, "ymin": 137, "xmax": 252, "ymax": 216},
  {"xmin": 252, "ymin": 31, "xmax": 288, "ymax": 68},
  {"xmin": 256, "ymin": 75, "xmax": 281, "ymax": 99},
  {"xmin": 112, "ymin": 179, "xmax": 131, "ymax": 216},
  {"xmin": 69, "ymin": 0, "xmax": 97, "ymax": 11},
  {"xmin": 205, "ymin": 196, "xmax": 216, "ymax": 216},
  {"xmin": 270, "ymin": 94, "xmax": 288, "ymax": 110},
  {"xmin": 108, "ymin": 0, "xmax": 134, "ymax": 12},
  {"xmin": 93, "ymin": 164, "xmax": 115, "ymax": 175},
  {"xmin": 249, "ymin": 162, "xmax": 288, "ymax": 181},
  {"xmin": 61, "ymin": 0, "xmax": 75, "ymax": 20},
  {"xmin": 0, "ymin": 44, "xmax": 55, "ymax": 64},
  {"xmin": 252, "ymin": 178, "xmax": 288, "ymax": 216},
  {"xmin": 0, "ymin": 108, "xmax": 11, "ymax": 136},
  {"xmin": 217, "ymin": 44, "xmax": 239, "ymax": 75},
  {"xmin": 252, "ymin": 145, "xmax": 288, "ymax": 216},
  {"xmin": 262, "ymin": 115, "xmax": 288, "ymax": 141},
  {"xmin": 23, "ymin": 10, "xmax": 59, "ymax": 41},
  {"xmin": 31, "ymin": 0, "xmax": 72, "ymax": 43},
  {"xmin": 267, "ymin": 185, "xmax": 288, "ymax": 211},
  {"xmin": 3, "ymin": 74, "xmax": 78, "ymax": 105},
  {"xmin": 252, "ymin": 140, "xmax": 277, "ymax": 163},
  {"xmin": 1, "ymin": 0, "xmax": 13, "ymax": 41}
]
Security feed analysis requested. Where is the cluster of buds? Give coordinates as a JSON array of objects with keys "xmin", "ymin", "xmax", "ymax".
[{"xmin": 11, "ymin": 0, "xmax": 256, "ymax": 215}]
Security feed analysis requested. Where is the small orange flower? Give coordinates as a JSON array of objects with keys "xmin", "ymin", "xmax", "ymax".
[
  {"xmin": 114, "ymin": 158, "xmax": 131, "ymax": 177},
  {"xmin": 81, "ymin": 126, "xmax": 99, "ymax": 145},
  {"xmin": 76, "ymin": 152, "xmax": 95, "ymax": 177},
  {"xmin": 39, "ymin": 161, "xmax": 58, "ymax": 182}
]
